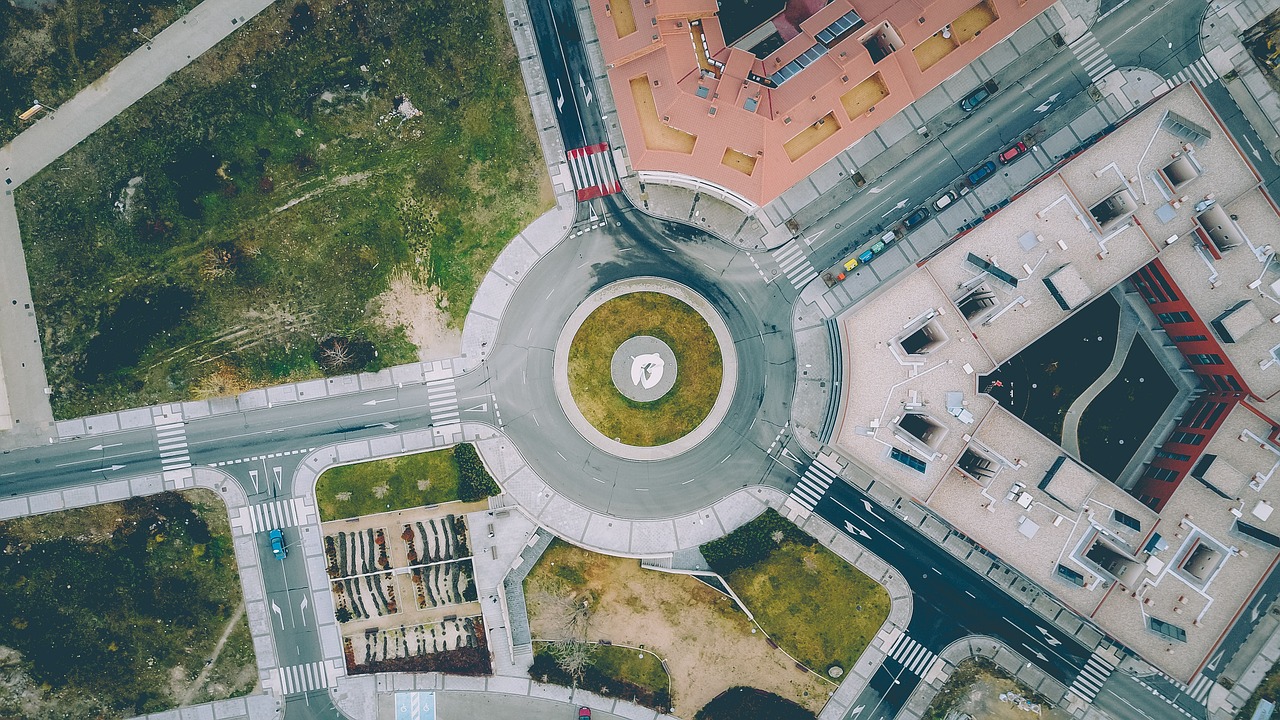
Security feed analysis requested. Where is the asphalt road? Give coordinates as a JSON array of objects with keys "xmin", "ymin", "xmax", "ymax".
[{"xmin": 816, "ymin": 479, "xmax": 1096, "ymax": 720}]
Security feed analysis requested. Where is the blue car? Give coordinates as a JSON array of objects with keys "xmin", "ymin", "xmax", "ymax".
[
  {"xmin": 967, "ymin": 161, "xmax": 997, "ymax": 187},
  {"xmin": 270, "ymin": 528, "xmax": 287, "ymax": 560}
]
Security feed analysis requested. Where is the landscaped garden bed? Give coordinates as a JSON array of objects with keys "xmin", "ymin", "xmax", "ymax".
[
  {"xmin": 315, "ymin": 444, "xmax": 500, "ymax": 521},
  {"xmin": 922, "ymin": 657, "xmax": 1069, "ymax": 720},
  {"xmin": 701, "ymin": 509, "xmax": 890, "ymax": 678},
  {"xmin": 343, "ymin": 617, "xmax": 490, "ymax": 676}
]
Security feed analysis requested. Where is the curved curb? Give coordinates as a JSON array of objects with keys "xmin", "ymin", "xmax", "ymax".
[
  {"xmin": 552, "ymin": 277, "xmax": 739, "ymax": 461},
  {"xmin": 898, "ymin": 634, "xmax": 1075, "ymax": 719}
]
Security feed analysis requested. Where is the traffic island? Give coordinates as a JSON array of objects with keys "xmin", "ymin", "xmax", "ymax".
[{"xmin": 555, "ymin": 278, "xmax": 737, "ymax": 460}]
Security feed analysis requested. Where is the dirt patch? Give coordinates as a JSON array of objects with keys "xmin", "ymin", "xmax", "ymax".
[
  {"xmin": 376, "ymin": 274, "xmax": 462, "ymax": 361},
  {"xmin": 526, "ymin": 542, "xmax": 830, "ymax": 715},
  {"xmin": 925, "ymin": 659, "xmax": 1071, "ymax": 720}
]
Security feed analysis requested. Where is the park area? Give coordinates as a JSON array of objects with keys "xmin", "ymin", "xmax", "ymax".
[
  {"xmin": 15, "ymin": 0, "xmax": 550, "ymax": 419},
  {"xmin": 524, "ymin": 537, "xmax": 833, "ymax": 716},
  {"xmin": 701, "ymin": 509, "xmax": 889, "ymax": 677},
  {"xmin": 0, "ymin": 491, "xmax": 256, "ymax": 720}
]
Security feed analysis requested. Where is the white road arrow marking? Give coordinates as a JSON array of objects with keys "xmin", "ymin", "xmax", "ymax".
[
  {"xmin": 1252, "ymin": 594, "xmax": 1268, "ymax": 622},
  {"xmin": 844, "ymin": 520, "xmax": 871, "ymax": 539},
  {"xmin": 585, "ymin": 87, "xmax": 593, "ymax": 106},
  {"xmin": 850, "ymin": 705, "xmax": 865, "ymax": 719},
  {"xmin": 1022, "ymin": 644, "xmax": 1047, "ymax": 662},
  {"xmin": 1207, "ymin": 650, "xmax": 1225, "ymax": 671},
  {"xmin": 555, "ymin": 79, "xmax": 564, "ymax": 112},
  {"xmin": 800, "ymin": 229, "xmax": 825, "ymax": 246},
  {"xmin": 880, "ymin": 198, "xmax": 909, "ymax": 218},
  {"xmin": 1244, "ymin": 137, "xmax": 1262, "ymax": 161},
  {"xmin": 88, "ymin": 443, "xmax": 123, "ymax": 451},
  {"xmin": 248, "ymin": 470, "xmax": 260, "ymax": 493},
  {"xmin": 273, "ymin": 466, "xmax": 283, "ymax": 492},
  {"xmin": 362, "ymin": 398, "xmax": 395, "ymax": 406},
  {"xmin": 780, "ymin": 448, "xmax": 801, "ymax": 464},
  {"xmin": 90, "ymin": 464, "xmax": 126, "ymax": 473},
  {"xmin": 861, "ymin": 500, "xmax": 886, "ymax": 522},
  {"xmin": 300, "ymin": 596, "xmax": 309, "ymax": 627},
  {"xmin": 363, "ymin": 422, "xmax": 397, "ymax": 429},
  {"xmin": 463, "ymin": 403, "xmax": 489, "ymax": 413},
  {"xmin": 271, "ymin": 601, "xmax": 283, "ymax": 630},
  {"xmin": 1035, "ymin": 626, "xmax": 1062, "ymax": 646},
  {"xmin": 1034, "ymin": 92, "xmax": 1062, "ymax": 114}
]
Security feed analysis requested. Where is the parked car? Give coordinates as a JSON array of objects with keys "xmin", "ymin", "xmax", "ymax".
[
  {"xmin": 270, "ymin": 528, "xmax": 287, "ymax": 560},
  {"xmin": 902, "ymin": 207, "xmax": 930, "ymax": 229},
  {"xmin": 999, "ymin": 141, "xmax": 1028, "ymax": 164},
  {"xmin": 934, "ymin": 190, "xmax": 958, "ymax": 211},
  {"xmin": 959, "ymin": 84, "xmax": 993, "ymax": 112},
  {"xmin": 967, "ymin": 161, "xmax": 997, "ymax": 187},
  {"xmin": 579, "ymin": 708, "xmax": 591, "ymax": 719}
]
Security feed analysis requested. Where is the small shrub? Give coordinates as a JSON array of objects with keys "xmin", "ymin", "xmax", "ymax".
[
  {"xmin": 700, "ymin": 509, "xmax": 814, "ymax": 576},
  {"xmin": 454, "ymin": 443, "xmax": 501, "ymax": 501}
]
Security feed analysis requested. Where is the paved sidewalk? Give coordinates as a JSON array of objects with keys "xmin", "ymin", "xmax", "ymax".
[{"xmin": 1201, "ymin": 0, "xmax": 1280, "ymax": 164}]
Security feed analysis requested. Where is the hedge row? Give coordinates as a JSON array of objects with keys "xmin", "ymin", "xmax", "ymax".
[
  {"xmin": 700, "ymin": 508, "xmax": 814, "ymax": 576},
  {"xmin": 454, "ymin": 443, "xmax": 501, "ymax": 502}
]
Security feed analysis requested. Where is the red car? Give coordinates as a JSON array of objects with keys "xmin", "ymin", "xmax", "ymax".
[
  {"xmin": 579, "ymin": 708, "xmax": 591, "ymax": 719},
  {"xmin": 998, "ymin": 141, "xmax": 1028, "ymax": 164}
]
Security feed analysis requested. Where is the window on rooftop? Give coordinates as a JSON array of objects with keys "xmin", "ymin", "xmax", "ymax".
[
  {"xmin": 898, "ymin": 413, "xmax": 944, "ymax": 450},
  {"xmin": 894, "ymin": 315, "xmax": 948, "ymax": 357},
  {"xmin": 1056, "ymin": 564, "xmax": 1086, "ymax": 587},
  {"xmin": 958, "ymin": 447, "xmax": 998, "ymax": 484},
  {"xmin": 1157, "ymin": 311, "xmax": 1193, "ymax": 324},
  {"xmin": 1113, "ymin": 509, "xmax": 1141, "ymax": 532},
  {"xmin": 1148, "ymin": 616, "xmax": 1187, "ymax": 643},
  {"xmin": 958, "ymin": 286, "xmax": 998, "ymax": 321},
  {"xmin": 889, "ymin": 447, "xmax": 927, "ymax": 473},
  {"xmin": 1180, "ymin": 542, "xmax": 1221, "ymax": 582},
  {"xmin": 1160, "ymin": 154, "xmax": 1201, "ymax": 190}
]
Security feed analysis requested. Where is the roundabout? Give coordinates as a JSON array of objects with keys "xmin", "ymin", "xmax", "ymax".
[{"xmin": 555, "ymin": 278, "xmax": 738, "ymax": 459}]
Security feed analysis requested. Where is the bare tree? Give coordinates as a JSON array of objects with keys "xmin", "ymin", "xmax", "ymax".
[{"xmin": 530, "ymin": 584, "xmax": 596, "ymax": 682}]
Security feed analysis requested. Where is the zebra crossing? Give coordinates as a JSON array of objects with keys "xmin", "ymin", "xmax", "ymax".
[
  {"xmin": 246, "ymin": 497, "xmax": 307, "ymax": 534},
  {"xmin": 788, "ymin": 457, "xmax": 839, "ymax": 512},
  {"xmin": 1187, "ymin": 674, "xmax": 1215, "ymax": 704},
  {"xmin": 155, "ymin": 420, "xmax": 192, "ymax": 472},
  {"xmin": 885, "ymin": 633, "xmax": 937, "ymax": 677},
  {"xmin": 771, "ymin": 242, "xmax": 818, "ymax": 290},
  {"xmin": 1160, "ymin": 56, "xmax": 1219, "ymax": 91},
  {"xmin": 1069, "ymin": 31, "xmax": 1116, "ymax": 85},
  {"xmin": 567, "ymin": 143, "xmax": 622, "ymax": 202},
  {"xmin": 273, "ymin": 661, "xmax": 336, "ymax": 695},
  {"xmin": 427, "ymin": 377, "xmax": 459, "ymax": 424},
  {"xmin": 1068, "ymin": 651, "xmax": 1117, "ymax": 703}
]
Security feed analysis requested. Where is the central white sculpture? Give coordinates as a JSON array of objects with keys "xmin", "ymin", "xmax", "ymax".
[{"xmin": 630, "ymin": 353, "xmax": 666, "ymax": 390}]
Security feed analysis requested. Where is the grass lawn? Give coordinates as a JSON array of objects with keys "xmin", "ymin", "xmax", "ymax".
[
  {"xmin": 0, "ymin": 490, "xmax": 255, "ymax": 719},
  {"xmin": 16, "ymin": 0, "xmax": 550, "ymax": 419},
  {"xmin": 593, "ymin": 644, "xmax": 669, "ymax": 695},
  {"xmin": 727, "ymin": 541, "xmax": 889, "ymax": 675},
  {"xmin": 315, "ymin": 443, "xmax": 499, "ymax": 520},
  {"xmin": 0, "ymin": 0, "xmax": 189, "ymax": 146},
  {"xmin": 531, "ymin": 642, "xmax": 671, "ymax": 710},
  {"xmin": 568, "ymin": 292, "xmax": 722, "ymax": 445}
]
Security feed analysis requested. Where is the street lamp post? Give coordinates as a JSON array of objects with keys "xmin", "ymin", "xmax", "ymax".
[{"xmin": 132, "ymin": 27, "xmax": 155, "ymax": 48}]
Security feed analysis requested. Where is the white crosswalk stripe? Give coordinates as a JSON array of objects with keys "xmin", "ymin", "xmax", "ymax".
[
  {"xmin": 567, "ymin": 143, "xmax": 622, "ymax": 201},
  {"xmin": 274, "ymin": 661, "xmax": 335, "ymax": 695},
  {"xmin": 1187, "ymin": 674, "xmax": 1215, "ymax": 704},
  {"xmin": 427, "ymin": 378, "xmax": 460, "ymax": 423},
  {"xmin": 888, "ymin": 635, "xmax": 936, "ymax": 677},
  {"xmin": 1069, "ymin": 651, "xmax": 1116, "ymax": 703},
  {"xmin": 154, "ymin": 420, "xmax": 192, "ymax": 471},
  {"xmin": 787, "ymin": 458, "xmax": 839, "ymax": 511},
  {"xmin": 1069, "ymin": 31, "xmax": 1116, "ymax": 85},
  {"xmin": 1160, "ymin": 56, "xmax": 1219, "ymax": 91},
  {"xmin": 247, "ymin": 497, "xmax": 306, "ymax": 534},
  {"xmin": 770, "ymin": 242, "xmax": 818, "ymax": 290}
]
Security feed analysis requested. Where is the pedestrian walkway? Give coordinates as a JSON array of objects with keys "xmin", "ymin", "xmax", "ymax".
[
  {"xmin": 1159, "ymin": 56, "xmax": 1219, "ymax": 92},
  {"xmin": 1187, "ymin": 674, "xmax": 1215, "ymax": 704},
  {"xmin": 245, "ymin": 497, "xmax": 307, "ymax": 534},
  {"xmin": 1068, "ymin": 651, "xmax": 1116, "ymax": 703},
  {"xmin": 269, "ymin": 661, "xmax": 337, "ymax": 696},
  {"xmin": 155, "ymin": 420, "xmax": 191, "ymax": 472},
  {"xmin": 770, "ymin": 241, "xmax": 818, "ymax": 291},
  {"xmin": 787, "ymin": 456, "xmax": 839, "ymax": 512},
  {"xmin": 885, "ymin": 633, "xmax": 937, "ymax": 677},
  {"xmin": 426, "ymin": 377, "xmax": 459, "ymax": 424},
  {"xmin": 1068, "ymin": 31, "xmax": 1116, "ymax": 85},
  {"xmin": 567, "ymin": 143, "xmax": 621, "ymax": 202}
]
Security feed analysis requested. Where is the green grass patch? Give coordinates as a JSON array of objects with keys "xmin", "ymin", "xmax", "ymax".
[
  {"xmin": 531, "ymin": 644, "xmax": 671, "ymax": 712},
  {"xmin": 568, "ymin": 292, "xmax": 722, "ymax": 446},
  {"xmin": 0, "ymin": 490, "xmax": 254, "ymax": 719},
  {"xmin": 695, "ymin": 686, "xmax": 815, "ymax": 720},
  {"xmin": 705, "ymin": 510, "xmax": 889, "ymax": 675},
  {"xmin": 16, "ymin": 0, "xmax": 550, "ymax": 418},
  {"xmin": 315, "ymin": 443, "xmax": 499, "ymax": 520},
  {"xmin": 0, "ymin": 0, "xmax": 190, "ymax": 146}
]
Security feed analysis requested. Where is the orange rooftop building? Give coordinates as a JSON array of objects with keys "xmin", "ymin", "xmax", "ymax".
[{"xmin": 592, "ymin": 0, "xmax": 1058, "ymax": 206}]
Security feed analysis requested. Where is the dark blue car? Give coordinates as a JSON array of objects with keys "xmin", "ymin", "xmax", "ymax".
[{"xmin": 967, "ymin": 161, "xmax": 997, "ymax": 187}]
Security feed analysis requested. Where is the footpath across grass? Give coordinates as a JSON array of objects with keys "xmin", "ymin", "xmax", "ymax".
[
  {"xmin": 703, "ymin": 509, "xmax": 890, "ymax": 676},
  {"xmin": 314, "ymin": 443, "xmax": 500, "ymax": 520},
  {"xmin": 17, "ymin": 0, "xmax": 549, "ymax": 418}
]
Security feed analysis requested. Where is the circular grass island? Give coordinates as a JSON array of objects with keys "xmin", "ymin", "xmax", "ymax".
[{"xmin": 568, "ymin": 291, "xmax": 723, "ymax": 446}]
